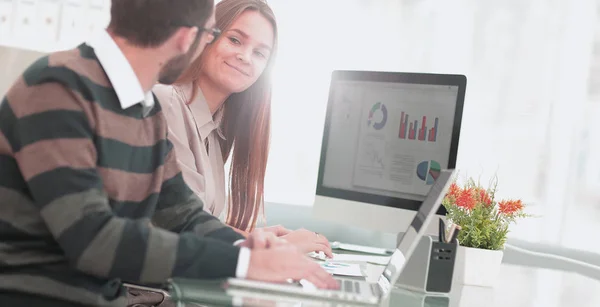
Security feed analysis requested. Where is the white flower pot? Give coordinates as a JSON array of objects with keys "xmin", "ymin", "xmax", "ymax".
[{"xmin": 454, "ymin": 245, "xmax": 504, "ymax": 288}]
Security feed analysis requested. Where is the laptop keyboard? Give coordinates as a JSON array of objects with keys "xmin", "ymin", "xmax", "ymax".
[
  {"xmin": 335, "ymin": 279, "xmax": 366, "ymax": 294},
  {"xmin": 328, "ymin": 278, "xmax": 379, "ymax": 303}
]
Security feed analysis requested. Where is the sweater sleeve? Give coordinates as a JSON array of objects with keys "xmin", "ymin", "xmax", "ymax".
[{"xmin": 3, "ymin": 79, "xmax": 242, "ymax": 284}]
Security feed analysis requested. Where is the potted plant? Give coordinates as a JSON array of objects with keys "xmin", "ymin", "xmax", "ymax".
[{"xmin": 442, "ymin": 178, "xmax": 529, "ymax": 287}]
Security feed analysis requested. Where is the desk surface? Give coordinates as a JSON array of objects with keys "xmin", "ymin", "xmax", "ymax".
[
  {"xmin": 171, "ymin": 259, "xmax": 600, "ymax": 307},
  {"xmin": 170, "ymin": 202, "xmax": 600, "ymax": 307}
]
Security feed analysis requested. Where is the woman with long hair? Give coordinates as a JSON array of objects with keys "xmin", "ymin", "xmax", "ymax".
[{"xmin": 154, "ymin": 0, "xmax": 332, "ymax": 256}]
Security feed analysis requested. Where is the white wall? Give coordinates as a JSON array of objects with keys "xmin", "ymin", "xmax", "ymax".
[
  {"xmin": 0, "ymin": 46, "xmax": 43, "ymax": 95},
  {"xmin": 0, "ymin": 0, "xmax": 110, "ymax": 52}
]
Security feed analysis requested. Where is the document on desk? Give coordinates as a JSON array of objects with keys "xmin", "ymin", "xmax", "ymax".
[
  {"xmin": 319, "ymin": 261, "xmax": 363, "ymax": 277},
  {"xmin": 331, "ymin": 242, "xmax": 392, "ymax": 255},
  {"xmin": 308, "ymin": 251, "xmax": 391, "ymax": 265},
  {"xmin": 332, "ymin": 253, "xmax": 391, "ymax": 265}
]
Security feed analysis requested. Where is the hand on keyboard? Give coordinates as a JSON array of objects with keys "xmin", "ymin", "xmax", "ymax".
[
  {"xmin": 308, "ymin": 251, "xmax": 328, "ymax": 261},
  {"xmin": 238, "ymin": 228, "xmax": 288, "ymax": 249},
  {"xmin": 258, "ymin": 225, "xmax": 293, "ymax": 237},
  {"xmin": 281, "ymin": 228, "xmax": 333, "ymax": 258},
  {"xmin": 246, "ymin": 245, "xmax": 340, "ymax": 290},
  {"xmin": 299, "ymin": 279, "xmax": 317, "ymax": 291}
]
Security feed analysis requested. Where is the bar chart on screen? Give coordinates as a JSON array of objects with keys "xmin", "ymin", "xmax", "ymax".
[{"xmin": 398, "ymin": 111, "xmax": 439, "ymax": 143}]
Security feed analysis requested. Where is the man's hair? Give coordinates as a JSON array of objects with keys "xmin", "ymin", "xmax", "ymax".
[{"xmin": 108, "ymin": 0, "xmax": 214, "ymax": 48}]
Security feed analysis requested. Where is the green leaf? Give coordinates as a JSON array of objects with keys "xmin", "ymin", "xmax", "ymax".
[{"xmin": 443, "ymin": 177, "xmax": 530, "ymax": 250}]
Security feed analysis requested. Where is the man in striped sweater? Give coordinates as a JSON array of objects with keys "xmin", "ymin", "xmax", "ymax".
[{"xmin": 0, "ymin": 0, "xmax": 337, "ymax": 306}]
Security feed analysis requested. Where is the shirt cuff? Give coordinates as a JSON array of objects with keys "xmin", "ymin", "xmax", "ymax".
[
  {"xmin": 233, "ymin": 239, "xmax": 245, "ymax": 246},
  {"xmin": 235, "ymin": 247, "xmax": 251, "ymax": 278}
]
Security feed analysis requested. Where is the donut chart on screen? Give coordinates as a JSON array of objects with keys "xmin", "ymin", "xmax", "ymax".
[
  {"xmin": 366, "ymin": 102, "xmax": 387, "ymax": 130},
  {"xmin": 416, "ymin": 160, "xmax": 441, "ymax": 185}
]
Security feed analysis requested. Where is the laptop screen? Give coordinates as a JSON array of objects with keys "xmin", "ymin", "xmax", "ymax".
[{"xmin": 376, "ymin": 169, "xmax": 454, "ymax": 293}]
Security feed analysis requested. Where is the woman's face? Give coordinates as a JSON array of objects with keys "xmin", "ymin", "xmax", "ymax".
[{"xmin": 201, "ymin": 10, "xmax": 274, "ymax": 94}]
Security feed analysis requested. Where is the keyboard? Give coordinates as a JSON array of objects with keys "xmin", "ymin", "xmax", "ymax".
[
  {"xmin": 227, "ymin": 278, "xmax": 380, "ymax": 304},
  {"xmin": 338, "ymin": 279, "xmax": 362, "ymax": 294}
]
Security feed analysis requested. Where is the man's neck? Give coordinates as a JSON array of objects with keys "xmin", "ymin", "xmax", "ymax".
[
  {"xmin": 197, "ymin": 76, "xmax": 230, "ymax": 114},
  {"xmin": 108, "ymin": 32, "xmax": 161, "ymax": 93}
]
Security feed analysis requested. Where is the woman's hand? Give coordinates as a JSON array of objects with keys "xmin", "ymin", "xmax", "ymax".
[
  {"xmin": 259, "ymin": 225, "xmax": 293, "ymax": 237},
  {"xmin": 281, "ymin": 228, "xmax": 333, "ymax": 258},
  {"xmin": 238, "ymin": 228, "xmax": 289, "ymax": 249}
]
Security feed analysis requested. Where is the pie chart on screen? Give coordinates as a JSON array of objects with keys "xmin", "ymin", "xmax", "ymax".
[{"xmin": 416, "ymin": 160, "xmax": 441, "ymax": 185}]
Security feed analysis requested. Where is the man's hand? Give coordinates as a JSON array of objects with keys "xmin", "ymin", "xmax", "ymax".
[
  {"xmin": 246, "ymin": 245, "xmax": 339, "ymax": 290},
  {"xmin": 259, "ymin": 225, "xmax": 292, "ymax": 237},
  {"xmin": 281, "ymin": 228, "xmax": 333, "ymax": 258},
  {"xmin": 237, "ymin": 228, "xmax": 288, "ymax": 249}
]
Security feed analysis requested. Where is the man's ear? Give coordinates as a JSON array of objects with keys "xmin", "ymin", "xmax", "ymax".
[{"xmin": 176, "ymin": 27, "xmax": 200, "ymax": 54}]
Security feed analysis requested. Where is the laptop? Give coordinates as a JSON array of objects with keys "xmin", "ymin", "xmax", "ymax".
[{"xmin": 226, "ymin": 169, "xmax": 455, "ymax": 305}]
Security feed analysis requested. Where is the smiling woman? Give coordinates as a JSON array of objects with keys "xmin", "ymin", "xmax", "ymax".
[
  {"xmin": 153, "ymin": 0, "xmax": 334, "ymax": 256},
  {"xmin": 154, "ymin": 0, "xmax": 276, "ymax": 232},
  {"xmin": 200, "ymin": 11, "xmax": 274, "ymax": 93}
]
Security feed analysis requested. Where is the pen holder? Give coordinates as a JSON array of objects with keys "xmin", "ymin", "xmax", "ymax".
[{"xmin": 395, "ymin": 235, "xmax": 457, "ymax": 294}]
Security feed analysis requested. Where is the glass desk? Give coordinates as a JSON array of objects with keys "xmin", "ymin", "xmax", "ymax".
[
  {"xmin": 167, "ymin": 202, "xmax": 600, "ymax": 307},
  {"xmin": 168, "ymin": 261, "xmax": 600, "ymax": 307}
]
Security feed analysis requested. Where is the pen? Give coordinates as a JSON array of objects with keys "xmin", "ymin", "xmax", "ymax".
[
  {"xmin": 446, "ymin": 223, "xmax": 457, "ymax": 243},
  {"xmin": 439, "ymin": 218, "xmax": 446, "ymax": 243},
  {"xmin": 450, "ymin": 225, "xmax": 461, "ymax": 243}
]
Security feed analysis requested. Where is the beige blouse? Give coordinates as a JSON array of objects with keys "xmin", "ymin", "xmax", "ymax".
[{"xmin": 153, "ymin": 83, "xmax": 228, "ymax": 220}]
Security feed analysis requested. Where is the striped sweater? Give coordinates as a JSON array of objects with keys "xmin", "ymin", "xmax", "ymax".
[{"xmin": 0, "ymin": 44, "xmax": 244, "ymax": 306}]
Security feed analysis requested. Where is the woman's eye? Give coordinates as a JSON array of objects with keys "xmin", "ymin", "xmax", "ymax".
[
  {"xmin": 255, "ymin": 51, "xmax": 266, "ymax": 58},
  {"xmin": 228, "ymin": 37, "xmax": 241, "ymax": 45}
]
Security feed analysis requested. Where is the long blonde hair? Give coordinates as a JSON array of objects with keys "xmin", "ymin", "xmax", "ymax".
[{"xmin": 175, "ymin": 0, "xmax": 277, "ymax": 232}]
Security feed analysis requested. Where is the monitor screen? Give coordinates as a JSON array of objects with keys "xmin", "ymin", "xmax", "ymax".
[{"xmin": 316, "ymin": 71, "xmax": 465, "ymax": 213}]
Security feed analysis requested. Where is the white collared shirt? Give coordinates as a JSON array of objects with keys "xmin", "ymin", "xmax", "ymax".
[
  {"xmin": 86, "ymin": 30, "xmax": 155, "ymax": 116},
  {"xmin": 88, "ymin": 31, "xmax": 250, "ymax": 279}
]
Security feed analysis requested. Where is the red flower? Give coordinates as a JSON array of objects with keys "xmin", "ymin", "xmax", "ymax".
[
  {"xmin": 456, "ymin": 188, "xmax": 477, "ymax": 210},
  {"xmin": 476, "ymin": 188, "xmax": 493, "ymax": 207},
  {"xmin": 498, "ymin": 199, "xmax": 524, "ymax": 216},
  {"xmin": 448, "ymin": 182, "xmax": 461, "ymax": 199}
]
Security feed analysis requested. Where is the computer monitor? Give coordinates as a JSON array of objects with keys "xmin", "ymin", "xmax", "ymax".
[{"xmin": 312, "ymin": 70, "xmax": 466, "ymax": 236}]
